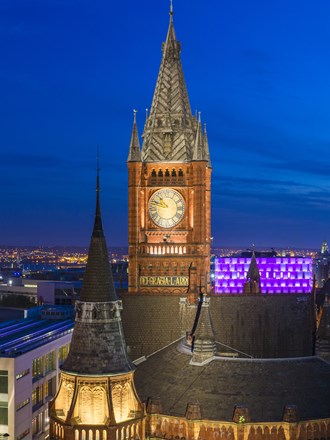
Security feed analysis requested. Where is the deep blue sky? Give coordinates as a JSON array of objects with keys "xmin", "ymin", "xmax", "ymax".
[{"xmin": 1, "ymin": 0, "xmax": 330, "ymax": 248}]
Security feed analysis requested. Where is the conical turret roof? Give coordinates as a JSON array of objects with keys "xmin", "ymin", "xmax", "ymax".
[
  {"xmin": 62, "ymin": 170, "xmax": 133, "ymax": 375},
  {"xmin": 79, "ymin": 171, "xmax": 117, "ymax": 302},
  {"xmin": 192, "ymin": 113, "xmax": 205, "ymax": 161},
  {"xmin": 127, "ymin": 110, "xmax": 141, "ymax": 162}
]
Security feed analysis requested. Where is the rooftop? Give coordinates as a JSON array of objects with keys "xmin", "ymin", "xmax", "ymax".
[
  {"xmin": 0, "ymin": 306, "xmax": 74, "ymax": 357},
  {"xmin": 134, "ymin": 340, "xmax": 330, "ymax": 422}
]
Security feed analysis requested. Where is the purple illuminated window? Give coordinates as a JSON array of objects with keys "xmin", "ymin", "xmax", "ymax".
[{"xmin": 214, "ymin": 257, "xmax": 312, "ymax": 294}]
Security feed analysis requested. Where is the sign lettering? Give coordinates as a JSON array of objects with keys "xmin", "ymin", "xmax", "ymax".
[{"xmin": 139, "ymin": 276, "xmax": 189, "ymax": 287}]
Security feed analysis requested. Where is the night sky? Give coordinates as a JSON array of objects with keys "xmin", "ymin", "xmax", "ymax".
[{"xmin": 1, "ymin": 0, "xmax": 330, "ymax": 249}]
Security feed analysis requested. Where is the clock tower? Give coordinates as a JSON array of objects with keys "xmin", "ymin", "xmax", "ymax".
[{"xmin": 127, "ymin": 6, "xmax": 211, "ymax": 297}]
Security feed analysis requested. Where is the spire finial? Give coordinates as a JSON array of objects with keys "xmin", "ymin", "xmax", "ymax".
[
  {"xmin": 170, "ymin": 0, "xmax": 174, "ymax": 17},
  {"xmin": 133, "ymin": 108, "xmax": 137, "ymax": 124},
  {"xmin": 198, "ymin": 111, "xmax": 202, "ymax": 123},
  {"xmin": 96, "ymin": 145, "xmax": 100, "ymax": 193}
]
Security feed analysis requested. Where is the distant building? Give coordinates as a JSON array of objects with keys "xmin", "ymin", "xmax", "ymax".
[
  {"xmin": 313, "ymin": 240, "xmax": 330, "ymax": 288},
  {"xmin": 321, "ymin": 239, "xmax": 329, "ymax": 255},
  {"xmin": 0, "ymin": 280, "xmax": 79, "ymax": 309},
  {"xmin": 214, "ymin": 255, "xmax": 312, "ymax": 294},
  {"xmin": 0, "ymin": 306, "xmax": 73, "ymax": 440}
]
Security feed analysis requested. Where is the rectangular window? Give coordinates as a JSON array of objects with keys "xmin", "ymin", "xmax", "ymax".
[
  {"xmin": 0, "ymin": 370, "xmax": 8, "ymax": 425},
  {"xmin": 0, "ymin": 370, "xmax": 8, "ymax": 393},
  {"xmin": 32, "ymin": 385, "xmax": 43, "ymax": 411},
  {"xmin": 44, "ymin": 351, "xmax": 55, "ymax": 375},
  {"xmin": 16, "ymin": 369, "xmax": 30, "ymax": 380},
  {"xmin": 44, "ymin": 378, "xmax": 55, "ymax": 400},
  {"xmin": 0, "ymin": 402, "xmax": 8, "ymax": 425},
  {"xmin": 32, "ymin": 413, "xmax": 42, "ymax": 435},
  {"xmin": 16, "ymin": 398, "xmax": 30, "ymax": 411},
  {"xmin": 32, "ymin": 356, "xmax": 43, "ymax": 381},
  {"xmin": 58, "ymin": 344, "xmax": 69, "ymax": 365}
]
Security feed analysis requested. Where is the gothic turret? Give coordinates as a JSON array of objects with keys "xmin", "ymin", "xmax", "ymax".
[{"xmin": 50, "ymin": 169, "xmax": 145, "ymax": 440}]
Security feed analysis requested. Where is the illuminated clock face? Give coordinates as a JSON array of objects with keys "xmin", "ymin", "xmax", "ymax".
[{"xmin": 149, "ymin": 188, "xmax": 185, "ymax": 228}]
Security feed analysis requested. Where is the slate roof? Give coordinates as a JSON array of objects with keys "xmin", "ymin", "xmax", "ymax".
[{"xmin": 134, "ymin": 341, "xmax": 330, "ymax": 422}]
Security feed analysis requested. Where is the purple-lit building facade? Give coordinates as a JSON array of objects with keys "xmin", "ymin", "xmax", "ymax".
[{"xmin": 214, "ymin": 257, "xmax": 312, "ymax": 294}]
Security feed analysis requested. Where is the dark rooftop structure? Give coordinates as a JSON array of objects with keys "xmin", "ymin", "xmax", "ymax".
[{"xmin": 134, "ymin": 340, "xmax": 330, "ymax": 422}]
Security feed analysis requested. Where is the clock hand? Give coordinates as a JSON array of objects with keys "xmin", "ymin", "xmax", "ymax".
[
  {"xmin": 151, "ymin": 201, "xmax": 162, "ymax": 207},
  {"xmin": 151, "ymin": 199, "xmax": 168, "ymax": 208},
  {"xmin": 159, "ymin": 199, "xmax": 168, "ymax": 208}
]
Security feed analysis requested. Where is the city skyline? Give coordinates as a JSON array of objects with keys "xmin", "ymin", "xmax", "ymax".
[{"xmin": 1, "ymin": 0, "xmax": 330, "ymax": 248}]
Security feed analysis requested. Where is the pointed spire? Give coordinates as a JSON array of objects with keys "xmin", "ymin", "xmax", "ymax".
[
  {"xmin": 62, "ymin": 161, "xmax": 133, "ymax": 375},
  {"xmin": 243, "ymin": 251, "xmax": 261, "ymax": 294},
  {"xmin": 79, "ymin": 159, "xmax": 117, "ymax": 303},
  {"xmin": 203, "ymin": 123, "xmax": 212, "ymax": 167},
  {"xmin": 127, "ymin": 109, "xmax": 141, "ymax": 162},
  {"xmin": 193, "ymin": 112, "xmax": 205, "ymax": 161},
  {"xmin": 191, "ymin": 295, "xmax": 217, "ymax": 364},
  {"xmin": 246, "ymin": 251, "xmax": 261, "ymax": 283},
  {"xmin": 141, "ymin": 7, "xmax": 196, "ymax": 162}
]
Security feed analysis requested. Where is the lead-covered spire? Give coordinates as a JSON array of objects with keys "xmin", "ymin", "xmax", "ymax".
[
  {"xmin": 62, "ymin": 165, "xmax": 133, "ymax": 375},
  {"xmin": 141, "ymin": 7, "xmax": 197, "ymax": 162},
  {"xmin": 80, "ymin": 162, "xmax": 117, "ymax": 303},
  {"xmin": 127, "ymin": 109, "xmax": 141, "ymax": 162}
]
